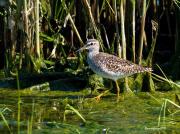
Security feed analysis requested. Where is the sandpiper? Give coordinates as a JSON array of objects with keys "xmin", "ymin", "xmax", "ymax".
[{"xmin": 77, "ymin": 39, "xmax": 152, "ymax": 101}]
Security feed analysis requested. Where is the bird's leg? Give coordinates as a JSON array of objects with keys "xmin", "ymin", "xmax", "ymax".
[{"xmin": 115, "ymin": 80, "xmax": 120, "ymax": 102}]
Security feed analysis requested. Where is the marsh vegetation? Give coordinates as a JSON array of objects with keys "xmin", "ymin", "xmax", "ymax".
[{"xmin": 0, "ymin": 0, "xmax": 180, "ymax": 133}]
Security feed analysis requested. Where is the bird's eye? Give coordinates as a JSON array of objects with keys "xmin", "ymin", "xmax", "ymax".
[{"xmin": 90, "ymin": 43, "xmax": 93, "ymax": 45}]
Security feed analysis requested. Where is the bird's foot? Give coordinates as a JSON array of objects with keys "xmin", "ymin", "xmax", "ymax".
[{"xmin": 93, "ymin": 90, "xmax": 109, "ymax": 102}]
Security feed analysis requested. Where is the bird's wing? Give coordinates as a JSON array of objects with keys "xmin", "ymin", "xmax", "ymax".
[{"xmin": 94, "ymin": 53, "xmax": 150, "ymax": 74}]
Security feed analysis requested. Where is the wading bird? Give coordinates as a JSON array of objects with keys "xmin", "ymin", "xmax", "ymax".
[{"xmin": 77, "ymin": 39, "xmax": 152, "ymax": 101}]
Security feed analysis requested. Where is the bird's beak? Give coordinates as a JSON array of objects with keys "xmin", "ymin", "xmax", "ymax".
[{"xmin": 76, "ymin": 45, "xmax": 87, "ymax": 53}]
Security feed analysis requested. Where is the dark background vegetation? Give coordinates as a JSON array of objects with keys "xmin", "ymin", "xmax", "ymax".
[{"xmin": 0, "ymin": 0, "xmax": 179, "ymax": 90}]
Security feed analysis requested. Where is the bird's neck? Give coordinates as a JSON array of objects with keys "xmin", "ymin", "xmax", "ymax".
[{"xmin": 88, "ymin": 49, "xmax": 99, "ymax": 59}]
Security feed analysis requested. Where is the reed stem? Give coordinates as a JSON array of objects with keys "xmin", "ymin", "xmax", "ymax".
[
  {"xmin": 131, "ymin": 0, "xmax": 135, "ymax": 63},
  {"xmin": 138, "ymin": 0, "xmax": 146, "ymax": 64},
  {"xmin": 35, "ymin": 0, "xmax": 40, "ymax": 58},
  {"xmin": 120, "ymin": 0, "xmax": 126, "ymax": 59}
]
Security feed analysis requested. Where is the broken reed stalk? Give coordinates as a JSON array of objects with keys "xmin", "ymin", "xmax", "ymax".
[
  {"xmin": 142, "ymin": 21, "xmax": 158, "ymax": 92},
  {"xmin": 138, "ymin": 0, "xmax": 146, "ymax": 65},
  {"xmin": 63, "ymin": 3, "xmax": 83, "ymax": 47},
  {"xmin": 82, "ymin": 0, "xmax": 103, "ymax": 50},
  {"xmin": 146, "ymin": 20, "xmax": 158, "ymax": 66},
  {"xmin": 67, "ymin": 14, "xmax": 84, "ymax": 46},
  {"xmin": 83, "ymin": 0, "xmax": 98, "ymax": 35},
  {"xmin": 62, "ymin": 0, "xmax": 83, "ymax": 46}
]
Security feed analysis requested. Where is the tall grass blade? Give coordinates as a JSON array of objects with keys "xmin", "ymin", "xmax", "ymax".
[
  {"xmin": 158, "ymin": 101, "xmax": 165, "ymax": 127},
  {"xmin": 64, "ymin": 104, "xmax": 86, "ymax": 123},
  {"xmin": 16, "ymin": 69, "xmax": 21, "ymax": 134},
  {"xmin": 0, "ymin": 108, "xmax": 12, "ymax": 134},
  {"xmin": 27, "ymin": 99, "xmax": 35, "ymax": 134}
]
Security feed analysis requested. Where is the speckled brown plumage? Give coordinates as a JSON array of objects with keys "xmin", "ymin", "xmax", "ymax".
[{"xmin": 93, "ymin": 52, "xmax": 152, "ymax": 74}]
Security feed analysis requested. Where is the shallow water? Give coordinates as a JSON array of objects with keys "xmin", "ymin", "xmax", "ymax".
[{"xmin": 0, "ymin": 89, "xmax": 179, "ymax": 134}]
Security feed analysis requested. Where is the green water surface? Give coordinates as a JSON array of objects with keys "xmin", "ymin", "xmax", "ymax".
[{"xmin": 0, "ymin": 89, "xmax": 179, "ymax": 134}]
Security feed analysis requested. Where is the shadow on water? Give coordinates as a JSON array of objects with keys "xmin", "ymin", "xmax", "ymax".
[{"xmin": 0, "ymin": 89, "xmax": 179, "ymax": 134}]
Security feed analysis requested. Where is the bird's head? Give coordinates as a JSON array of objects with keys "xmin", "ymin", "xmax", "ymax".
[{"xmin": 76, "ymin": 39, "xmax": 100, "ymax": 53}]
